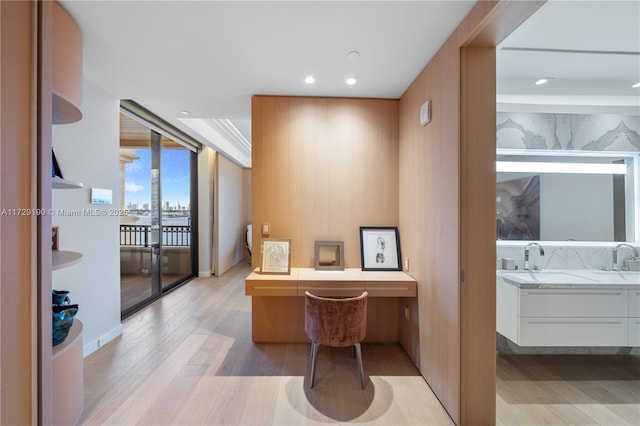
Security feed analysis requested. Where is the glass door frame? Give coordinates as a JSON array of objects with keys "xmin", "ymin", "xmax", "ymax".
[{"xmin": 120, "ymin": 130, "xmax": 198, "ymax": 319}]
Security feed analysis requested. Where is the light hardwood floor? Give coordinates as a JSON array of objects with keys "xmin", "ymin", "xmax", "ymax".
[
  {"xmin": 81, "ymin": 263, "xmax": 453, "ymax": 425},
  {"xmin": 120, "ymin": 273, "xmax": 190, "ymax": 312},
  {"xmin": 81, "ymin": 262, "xmax": 640, "ymax": 425},
  {"xmin": 497, "ymin": 354, "xmax": 640, "ymax": 425}
]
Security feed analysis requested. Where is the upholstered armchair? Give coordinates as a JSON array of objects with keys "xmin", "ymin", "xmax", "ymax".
[{"xmin": 304, "ymin": 291, "xmax": 368, "ymax": 389}]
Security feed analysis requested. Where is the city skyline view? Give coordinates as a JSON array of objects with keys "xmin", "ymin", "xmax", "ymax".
[{"xmin": 124, "ymin": 148, "xmax": 191, "ymax": 209}]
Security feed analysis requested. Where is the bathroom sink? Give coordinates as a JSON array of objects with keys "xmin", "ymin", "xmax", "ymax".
[{"xmin": 590, "ymin": 270, "xmax": 640, "ymax": 282}]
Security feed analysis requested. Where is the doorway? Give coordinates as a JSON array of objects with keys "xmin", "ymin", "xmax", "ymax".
[{"xmin": 119, "ymin": 112, "xmax": 198, "ymax": 317}]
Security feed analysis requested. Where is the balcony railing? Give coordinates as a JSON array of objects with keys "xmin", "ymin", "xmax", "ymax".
[{"xmin": 120, "ymin": 224, "xmax": 190, "ymax": 247}]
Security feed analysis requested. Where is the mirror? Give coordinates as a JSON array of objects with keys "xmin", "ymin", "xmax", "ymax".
[
  {"xmin": 314, "ymin": 240, "xmax": 344, "ymax": 270},
  {"xmin": 496, "ymin": 151, "xmax": 637, "ymax": 242}
]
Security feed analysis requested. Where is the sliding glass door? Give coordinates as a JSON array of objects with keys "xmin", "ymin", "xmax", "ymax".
[
  {"xmin": 120, "ymin": 114, "xmax": 197, "ymax": 318},
  {"xmin": 160, "ymin": 139, "xmax": 196, "ymax": 291}
]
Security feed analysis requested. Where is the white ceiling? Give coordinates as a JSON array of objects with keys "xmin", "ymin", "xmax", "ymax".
[
  {"xmin": 60, "ymin": 0, "xmax": 640, "ymax": 167},
  {"xmin": 497, "ymin": 0, "xmax": 640, "ymax": 111}
]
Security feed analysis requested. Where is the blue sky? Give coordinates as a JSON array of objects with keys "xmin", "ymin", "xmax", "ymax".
[{"xmin": 124, "ymin": 148, "xmax": 190, "ymax": 208}]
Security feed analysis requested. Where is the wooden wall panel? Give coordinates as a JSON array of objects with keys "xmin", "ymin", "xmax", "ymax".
[
  {"xmin": 398, "ymin": 1, "xmax": 542, "ymax": 424},
  {"xmin": 459, "ymin": 46, "xmax": 497, "ymax": 425},
  {"xmin": 398, "ymin": 35, "xmax": 462, "ymax": 423},
  {"xmin": 251, "ymin": 96, "xmax": 399, "ymax": 269},
  {"xmin": 0, "ymin": 1, "xmax": 37, "ymax": 424}
]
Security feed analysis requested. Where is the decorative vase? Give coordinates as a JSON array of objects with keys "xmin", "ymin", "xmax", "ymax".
[
  {"xmin": 52, "ymin": 289, "xmax": 71, "ymax": 305},
  {"xmin": 52, "ymin": 304, "xmax": 78, "ymax": 346}
]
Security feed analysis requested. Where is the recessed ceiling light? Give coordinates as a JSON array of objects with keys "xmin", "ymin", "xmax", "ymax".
[
  {"xmin": 346, "ymin": 77, "xmax": 357, "ymax": 86},
  {"xmin": 305, "ymin": 76, "xmax": 315, "ymax": 84},
  {"xmin": 180, "ymin": 110, "xmax": 190, "ymax": 116},
  {"xmin": 534, "ymin": 78, "xmax": 552, "ymax": 86},
  {"xmin": 633, "ymin": 82, "xmax": 640, "ymax": 88},
  {"xmin": 348, "ymin": 50, "xmax": 360, "ymax": 58}
]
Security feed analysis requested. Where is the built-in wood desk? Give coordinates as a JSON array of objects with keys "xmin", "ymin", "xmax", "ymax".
[{"xmin": 246, "ymin": 268, "xmax": 417, "ymax": 343}]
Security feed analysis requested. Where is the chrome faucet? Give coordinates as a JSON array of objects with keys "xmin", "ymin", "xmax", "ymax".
[
  {"xmin": 524, "ymin": 243, "xmax": 545, "ymax": 271},
  {"xmin": 612, "ymin": 244, "xmax": 639, "ymax": 271}
]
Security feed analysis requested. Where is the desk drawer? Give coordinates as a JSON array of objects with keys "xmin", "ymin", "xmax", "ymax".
[
  {"xmin": 298, "ymin": 281, "xmax": 365, "ymax": 297},
  {"xmin": 245, "ymin": 280, "xmax": 297, "ymax": 296},
  {"xmin": 366, "ymin": 280, "xmax": 416, "ymax": 297}
]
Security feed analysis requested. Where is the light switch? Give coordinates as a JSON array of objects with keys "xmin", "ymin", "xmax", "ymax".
[
  {"xmin": 262, "ymin": 223, "xmax": 270, "ymax": 235},
  {"xmin": 420, "ymin": 100, "xmax": 431, "ymax": 126}
]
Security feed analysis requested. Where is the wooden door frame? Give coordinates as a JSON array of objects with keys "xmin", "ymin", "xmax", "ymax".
[{"xmin": 458, "ymin": 1, "xmax": 545, "ymax": 424}]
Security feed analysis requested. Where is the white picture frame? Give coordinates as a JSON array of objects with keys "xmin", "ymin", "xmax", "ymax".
[{"xmin": 260, "ymin": 238, "xmax": 292, "ymax": 275}]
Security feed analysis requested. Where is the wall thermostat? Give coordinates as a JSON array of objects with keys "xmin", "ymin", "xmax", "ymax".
[{"xmin": 420, "ymin": 100, "xmax": 431, "ymax": 126}]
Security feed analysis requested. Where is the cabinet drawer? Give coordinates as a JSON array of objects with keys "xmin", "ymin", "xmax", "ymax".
[
  {"xmin": 245, "ymin": 279, "xmax": 297, "ymax": 296},
  {"xmin": 520, "ymin": 289, "xmax": 628, "ymax": 317},
  {"xmin": 366, "ymin": 280, "xmax": 416, "ymax": 297},
  {"xmin": 630, "ymin": 318, "xmax": 640, "ymax": 347},
  {"xmin": 298, "ymin": 281, "xmax": 365, "ymax": 297},
  {"xmin": 519, "ymin": 317, "xmax": 628, "ymax": 347},
  {"xmin": 630, "ymin": 290, "xmax": 640, "ymax": 318}
]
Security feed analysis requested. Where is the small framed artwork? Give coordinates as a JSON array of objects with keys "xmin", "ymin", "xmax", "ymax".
[
  {"xmin": 260, "ymin": 238, "xmax": 292, "ymax": 275},
  {"xmin": 52, "ymin": 226, "xmax": 60, "ymax": 251},
  {"xmin": 359, "ymin": 226, "xmax": 402, "ymax": 271},
  {"xmin": 314, "ymin": 240, "xmax": 344, "ymax": 271},
  {"xmin": 52, "ymin": 149, "xmax": 63, "ymax": 179},
  {"xmin": 90, "ymin": 188, "xmax": 113, "ymax": 205}
]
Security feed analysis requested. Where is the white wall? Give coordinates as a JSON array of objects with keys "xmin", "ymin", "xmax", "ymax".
[
  {"xmin": 52, "ymin": 80, "xmax": 122, "ymax": 356},
  {"xmin": 215, "ymin": 154, "xmax": 248, "ymax": 275}
]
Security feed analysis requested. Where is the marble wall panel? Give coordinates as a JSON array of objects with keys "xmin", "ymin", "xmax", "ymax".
[{"xmin": 497, "ymin": 112, "xmax": 640, "ymax": 152}]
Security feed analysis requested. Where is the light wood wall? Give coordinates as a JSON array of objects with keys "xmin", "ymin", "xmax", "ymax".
[
  {"xmin": 251, "ymin": 96, "xmax": 399, "ymax": 269},
  {"xmin": 0, "ymin": 1, "xmax": 37, "ymax": 424},
  {"xmin": 399, "ymin": 1, "xmax": 544, "ymax": 425},
  {"xmin": 459, "ymin": 45, "xmax": 497, "ymax": 425}
]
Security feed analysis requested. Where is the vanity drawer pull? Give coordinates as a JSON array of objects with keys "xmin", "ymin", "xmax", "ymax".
[
  {"xmin": 526, "ymin": 291, "xmax": 622, "ymax": 296},
  {"xmin": 527, "ymin": 320, "xmax": 623, "ymax": 325}
]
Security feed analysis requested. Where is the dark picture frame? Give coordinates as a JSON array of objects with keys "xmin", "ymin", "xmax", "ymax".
[
  {"xmin": 51, "ymin": 226, "xmax": 59, "ymax": 251},
  {"xmin": 359, "ymin": 226, "xmax": 402, "ymax": 271},
  {"xmin": 52, "ymin": 149, "xmax": 63, "ymax": 179}
]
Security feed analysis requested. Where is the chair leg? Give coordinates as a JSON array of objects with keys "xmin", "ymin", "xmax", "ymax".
[
  {"xmin": 309, "ymin": 341, "xmax": 319, "ymax": 389},
  {"xmin": 354, "ymin": 343, "xmax": 365, "ymax": 389}
]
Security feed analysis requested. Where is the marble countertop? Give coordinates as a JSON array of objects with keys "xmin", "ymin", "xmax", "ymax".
[{"xmin": 498, "ymin": 269, "xmax": 640, "ymax": 289}]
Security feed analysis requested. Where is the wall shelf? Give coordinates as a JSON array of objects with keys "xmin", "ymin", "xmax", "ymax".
[
  {"xmin": 52, "ymin": 176, "xmax": 83, "ymax": 189},
  {"xmin": 52, "ymin": 250, "xmax": 82, "ymax": 271}
]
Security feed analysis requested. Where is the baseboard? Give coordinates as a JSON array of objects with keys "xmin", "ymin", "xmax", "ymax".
[
  {"xmin": 83, "ymin": 323, "xmax": 124, "ymax": 357},
  {"xmin": 199, "ymin": 269, "xmax": 212, "ymax": 277}
]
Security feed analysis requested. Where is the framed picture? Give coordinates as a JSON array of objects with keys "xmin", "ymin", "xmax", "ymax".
[
  {"xmin": 359, "ymin": 226, "xmax": 402, "ymax": 271},
  {"xmin": 260, "ymin": 238, "xmax": 291, "ymax": 275},
  {"xmin": 52, "ymin": 149, "xmax": 63, "ymax": 179},
  {"xmin": 52, "ymin": 226, "xmax": 60, "ymax": 251},
  {"xmin": 314, "ymin": 240, "xmax": 344, "ymax": 271}
]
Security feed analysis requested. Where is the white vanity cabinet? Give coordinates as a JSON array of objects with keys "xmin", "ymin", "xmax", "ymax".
[
  {"xmin": 630, "ymin": 290, "xmax": 640, "ymax": 346},
  {"xmin": 497, "ymin": 273, "xmax": 637, "ymax": 347}
]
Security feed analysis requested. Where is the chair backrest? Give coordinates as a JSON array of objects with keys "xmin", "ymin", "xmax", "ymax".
[{"xmin": 304, "ymin": 291, "xmax": 368, "ymax": 347}]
